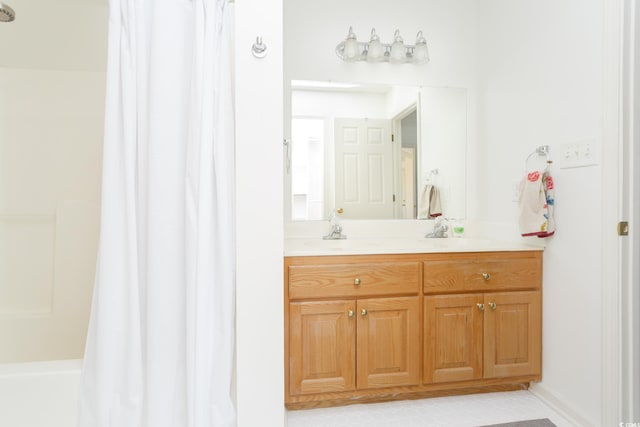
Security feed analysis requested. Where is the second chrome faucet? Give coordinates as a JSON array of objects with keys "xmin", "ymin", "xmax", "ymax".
[{"xmin": 425, "ymin": 217, "xmax": 448, "ymax": 238}]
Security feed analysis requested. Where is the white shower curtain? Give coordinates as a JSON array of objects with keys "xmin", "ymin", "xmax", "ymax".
[{"xmin": 78, "ymin": 0, "xmax": 235, "ymax": 426}]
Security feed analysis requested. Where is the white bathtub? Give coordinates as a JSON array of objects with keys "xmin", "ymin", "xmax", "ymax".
[{"xmin": 0, "ymin": 359, "xmax": 81, "ymax": 427}]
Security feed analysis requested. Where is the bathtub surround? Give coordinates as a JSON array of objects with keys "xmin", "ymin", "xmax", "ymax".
[
  {"xmin": 0, "ymin": 0, "xmax": 107, "ymax": 363},
  {"xmin": 0, "ymin": 360, "xmax": 82, "ymax": 427},
  {"xmin": 78, "ymin": 1, "xmax": 236, "ymax": 426}
]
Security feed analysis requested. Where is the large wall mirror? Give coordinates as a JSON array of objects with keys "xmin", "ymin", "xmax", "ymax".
[{"xmin": 285, "ymin": 81, "xmax": 467, "ymax": 221}]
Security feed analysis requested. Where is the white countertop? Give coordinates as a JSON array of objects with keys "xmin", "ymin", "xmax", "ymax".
[{"xmin": 284, "ymin": 237, "xmax": 544, "ymax": 257}]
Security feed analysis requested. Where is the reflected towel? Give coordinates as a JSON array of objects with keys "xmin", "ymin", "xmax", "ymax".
[
  {"xmin": 418, "ymin": 184, "xmax": 442, "ymax": 219},
  {"xmin": 518, "ymin": 170, "xmax": 555, "ymax": 237}
]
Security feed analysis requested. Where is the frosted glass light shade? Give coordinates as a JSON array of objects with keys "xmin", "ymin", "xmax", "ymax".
[
  {"xmin": 389, "ymin": 44, "xmax": 404, "ymax": 62},
  {"xmin": 389, "ymin": 30, "xmax": 406, "ymax": 63},
  {"xmin": 413, "ymin": 31, "xmax": 429, "ymax": 64},
  {"xmin": 343, "ymin": 38, "xmax": 359, "ymax": 61},
  {"xmin": 413, "ymin": 45, "xmax": 429, "ymax": 64},
  {"xmin": 342, "ymin": 26, "xmax": 360, "ymax": 61},
  {"xmin": 367, "ymin": 29, "xmax": 384, "ymax": 61}
]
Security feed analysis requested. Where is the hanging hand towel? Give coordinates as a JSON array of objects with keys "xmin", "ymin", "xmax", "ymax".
[
  {"xmin": 518, "ymin": 170, "xmax": 555, "ymax": 237},
  {"xmin": 418, "ymin": 184, "xmax": 442, "ymax": 219},
  {"xmin": 542, "ymin": 171, "xmax": 555, "ymax": 235}
]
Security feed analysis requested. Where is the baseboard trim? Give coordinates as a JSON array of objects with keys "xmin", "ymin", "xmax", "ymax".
[{"xmin": 529, "ymin": 383, "xmax": 594, "ymax": 427}]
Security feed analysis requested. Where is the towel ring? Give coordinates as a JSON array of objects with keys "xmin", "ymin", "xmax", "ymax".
[
  {"xmin": 425, "ymin": 168, "xmax": 438, "ymax": 183},
  {"xmin": 525, "ymin": 145, "xmax": 552, "ymax": 171}
]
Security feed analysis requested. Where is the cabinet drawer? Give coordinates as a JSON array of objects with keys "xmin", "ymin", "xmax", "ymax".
[
  {"xmin": 423, "ymin": 252, "xmax": 541, "ymax": 293},
  {"xmin": 289, "ymin": 262, "xmax": 420, "ymax": 299}
]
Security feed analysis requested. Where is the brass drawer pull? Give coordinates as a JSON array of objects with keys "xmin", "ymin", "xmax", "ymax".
[
  {"xmin": 354, "ymin": 278, "xmax": 361, "ymax": 286},
  {"xmin": 361, "ymin": 308, "xmax": 368, "ymax": 317},
  {"xmin": 477, "ymin": 303, "xmax": 485, "ymax": 311},
  {"xmin": 488, "ymin": 302, "xmax": 497, "ymax": 310},
  {"xmin": 482, "ymin": 272, "xmax": 491, "ymax": 281},
  {"xmin": 348, "ymin": 309, "xmax": 355, "ymax": 318}
]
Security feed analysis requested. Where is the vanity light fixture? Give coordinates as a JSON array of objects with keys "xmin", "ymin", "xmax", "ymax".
[{"xmin": 336, "ymin": 27, "xmax": 430, "ymax": 65}]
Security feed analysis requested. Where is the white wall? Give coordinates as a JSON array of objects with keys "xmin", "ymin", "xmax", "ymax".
[
  {"xmin": 476, "ymin": 1, "xmax": 603, "ymax": 425},
  {"xmin": 284, "ymin": 0, "xmax": 478, "ymax": 88},
  {"xmin": 235, "ymin": 0, "xmax": 285, "ymax": 426},
  {"xmin": 292, "ymin": 90, "xmax": 390, "ymax": 118}
]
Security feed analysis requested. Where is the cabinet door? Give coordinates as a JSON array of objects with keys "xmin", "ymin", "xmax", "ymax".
[
  {"xmin": 289, "ymin": 300, "xmax": 356, "ymax": 395},
  {"xmin": 484, "ymin": 291, "xmax": 542, "ymax": 378},
  {"xmin": 356, "ymin": 296, "xmax": 420, "ymax": 389},
  {"xmin": 424, "ymin": 294, "xmax": 483, "ymax": 383}
]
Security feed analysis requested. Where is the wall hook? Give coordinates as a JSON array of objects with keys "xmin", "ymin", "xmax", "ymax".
[{"xmin": 252, "ymin": 36, "xmax": 267, "ymax": 58}]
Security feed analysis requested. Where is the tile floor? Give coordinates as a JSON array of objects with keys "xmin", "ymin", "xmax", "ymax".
[{"xmin": 287, "ymin": 390, "xmax": 575, "ymax": 427}]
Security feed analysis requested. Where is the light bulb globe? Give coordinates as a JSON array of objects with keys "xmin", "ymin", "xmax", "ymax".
[
  {"xmin": 343, "ymin": 38, "xmax": 359, "ymax": 60},
  {"xmin": 389, "ymin": 41, "xmax": 405, "ymax": 63},
  {"xmin": 413, "ymin": 31, "xmax": 429, "ymax": 64},
  {"xmin": 389, "ymin": 29, "xmax": 405, "ymax": 63},
  {"xmin": 367, "ymin": 39, "xmax": 383, "ymax": 61},
  {"xmin": 413, "ymin": 44, "xmax": 429, "ymax": 64}
]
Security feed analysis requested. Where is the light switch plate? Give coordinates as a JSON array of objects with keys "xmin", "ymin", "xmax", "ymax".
[{"xmin": 559, "ymin": 139, "xmax": 598, "ymax": 168}]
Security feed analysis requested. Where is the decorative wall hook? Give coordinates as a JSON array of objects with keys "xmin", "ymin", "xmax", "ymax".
[{"xmin": 252, "ymin": 36, "xmax": 267, "ymax": 58}]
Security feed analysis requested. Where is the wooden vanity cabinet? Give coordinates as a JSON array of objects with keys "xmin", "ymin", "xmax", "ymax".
[
  {"xmin": 423, "ymin": 293, "xmax": 483, "ymax": 383},
  {"xmin": 289, "ymin": 300, "xmax": 356, "ymax": 396},
  {"xmin": 286, "ymin": 255, "xmax": 421, "ymax": 403},
  {"xmin": 288, "ymin": 296, "xmax": 421, "ymax": 395},
  {"xmin": 424, "ymin": 291, "xmax": 541, "ymax": 384},
  {"xmin": 285, "ymin": 251, "xmax": 542, "ymax": 409},
  {"xmin": 423, "ymin": 252, "xmax": 542, "ymax": 384},
  {"xmin": 483, "ymin": 291, "xmax": 541, "ymax": 378},
  {"xmin": 356, "ymin": 296, "xmax": 420, "ymax": 389}
]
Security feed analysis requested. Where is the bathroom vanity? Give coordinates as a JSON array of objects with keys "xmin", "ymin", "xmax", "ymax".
[{"xmin": 284, "ymin": 239, "xmax": 542, "ymax": 409}]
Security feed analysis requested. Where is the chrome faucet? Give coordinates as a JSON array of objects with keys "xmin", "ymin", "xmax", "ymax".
[
  {"xmin": 425, "ymin": 217, "xmax": 449, "ymax": 238},
  {"xmin": 323, "ymin": 208, "xmax": 347, "ymax": 240}
]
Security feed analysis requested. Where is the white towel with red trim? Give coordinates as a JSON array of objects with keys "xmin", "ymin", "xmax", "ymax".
[{"xmin": 418, "ymin": 184, "xmax": 442, "ymax": 219}]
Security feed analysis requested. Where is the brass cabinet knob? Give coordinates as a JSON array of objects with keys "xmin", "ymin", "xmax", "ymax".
[
  {"xmin": 488, "ymin": 302, "xmax": 497, "ymax": 310},
  {"xmin": 477, "ymin": 303, "xmax": 485, "ymax": 311},
  {"xmin": 361, "ymin": 308, "xmax": 368, "ymax": 317},
  {"xmin": 354, "ymin": 278, "xmax": 361, "ymax": 286},
  {"xmin": 348, "ymin": 310, "xmax": 355, "ymax": 318},
  {"xmin": 482, "ymin": 272, "xmax": 491, "ymax": 281}
]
